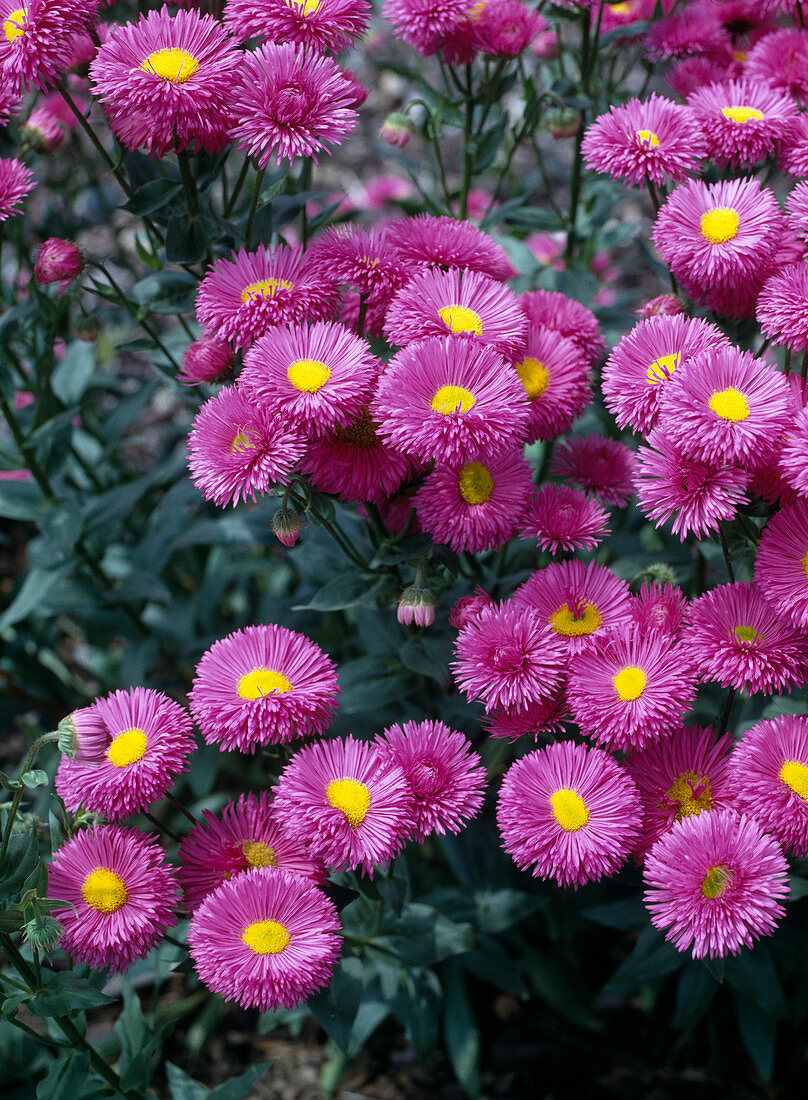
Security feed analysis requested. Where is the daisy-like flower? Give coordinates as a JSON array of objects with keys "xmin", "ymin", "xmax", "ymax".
[
  {"xmin": 229, "ymin": 43, "xmax": 359, "ymax": 169},
  {"xmin": 452, "ymin": 600, "xmax": 568, "ymax": 712},
  {"xmin": 757, "ymin": 263, "xmax": 808, "ymax": 352},
  {"xmin": 272, "ymin": 736, "xmax": 414, "ymax": 875},
  {"xmin": 449, "ymin": 587, "xmax": 492, "ymax": 630},
  {"xmin": 306, "ymin": 226, "xmax": 409, "ymax": 306},
  {"xmin": 223, "ymin": 0, "xmax": 371, "ymax": 54},
  {"xmin": 189, "ymin": 623, "xmax": 339, "ymax": 753},
  {"xmin": 643, "ymin": 808, "xmax": 789, "ymax": 958},
  {"xmin": 373, "ymin": 335, "xmax": 529, "ymax": 465},
  {"xmin": 657, "ymin": 346, "xmax": 792, "ymax": 465},
  {"xmin": 779, "ymin": 405, "xmax": 808, "ymax": 496},
  {"xmin": 178, "ymin": 336, "xmax": 234, "ymax": 386},
  {"xmin": 0, "ymin": 156, "xmax": 34, "ymax": 221},
  {"xmin": 728, "ymin": 715, "xmax": 808, "ymax": 857},
  {"xmin": 477, "ymin": 0, "xmax": 543, "ymax": 56},
  {"xmin": 484, "ymin": 692, "xmax": 568, "ymax": 742},
  {"xmin": 187, "ymin": 387, "xmax": 307, "ymax": 507},
  {"xmin": 48, "ymin": 826, "xmax": 179, "ymax": 972},
  {"xmin": 414, "ymin": 450, "xmax": 534, "ymax": 553},
  {"xmin": 239, "ymin": 321, "xmax": 378, "ymax": 437},
  {"xmin": 780, "ymin": 115, "xmax": 808, "ymax": 178},
  {"xmin": 519, "ymin": 483, "xmax": 610, "ymax": 555},
  {"xmin": 0, "ymin": 0, "xmax": 95, "ymax": 94},
  {"xmin": 54, "ymin": 688, "xmax": 195, "ymax": 821},
  {"xmin": 550, "ymin": 435, "xmax": 636, "ymax": 507},
  {"xmin": 512, "ymin": 559, "xmax": 633, "ymax": 656},
  {"xmin": 188, "ymin": 869, "xmax": 341, "ymax": 1011},
  {"xmin": 375, "ymin": 720, "xmax": 486, "ymax": 842},
  {"xmin": 178, "ymin": 792, "xmax": 322, "ymax": 913},
  {"xmin": 519, "ymin": 289, "xmax": 604, "ymax": 365},
  {"xmin": 90, "ymin": 9, "xmax": 241, "ymax": 157},
  {"xmin": 511, "ymin": 324, "xmax": 591, "ymax": 442},
  {"xmin": 683, "ymin": 581, "xmax": 808, "ymax": 695},
  {"xmin": 652, "ymin": 177, "xmax": 784, "ymax": 318},
  {"xmin": 687, "ymin": 78, "xmax": 798, "ymax": 168},
  {"xmin": 627, "ymin": 724, "xmax": 735, "ymax": 861},
  {"xmin": 634, "ymin": 429, "xmax": 749, "ymax": 540},
  {"xmin": 786, "ymin": 180, "xmax": 808, "ymax": 244},
  {"xmin": 568, "ymin": 627, "xmax": 697, "ymax": 752},
  {"xmin": 497, "ymin": 742, "xmax": 642, "ymax": 888},
  {"xmin": 582, "ymin": 94, "xmax": 706, "ymax": 189},
  {"xmin": 745, "ymin": 28, "xmax": 808, "ymax": 105},
  {"xmin": 384, "ymin": 267, "xmax": 526, "ymax": 359},
  {"xmin": 602, "ymin": 314, "xmax": 730, "ymax": 436},
  {"xmin": 196, "ymin": 245, "xmax": 338, "ymax": 350},
  {"xmin": 667, "ymin": 55, "xmax": 731, "ymax": 101},
  {"xmin": 629, "ymin": 581, "xmax": 688, "ymax": 638},
  {"xmin": 756, "ymin": 498, "xmax": 808, "ymax": 632},
  {"xmin": 383, "ymin": 0, "xmax": 475, "ymax": 57},
  {"xmin": 644, "ymin": 7, "xmax": 729, "ymax": 62},
  {"xmin": 385, "ymin": 214, "xmax": 515, "ymax": 281},
  {"xmin": 299, "ymin": 404, "xmax": 410, "ymax": 502}
]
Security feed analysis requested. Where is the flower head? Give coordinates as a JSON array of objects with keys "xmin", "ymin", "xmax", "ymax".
[
  {"xmin": 0, "ymin": 156, "xmax": 34, "ymax": 221},
  {"xmin": 299, "ymin": 403, "xmax": 410, "ymax": 502},
  {"xmin": 385, "ymin": 214, "xmax": 515, "ymax": 281},
  {"xmin": 223, "ymin": 0, "xmax": 371, "ymax": 54},
  {"xmin": 519, "ymin": 483, "xmax": 610, "ymax": 555},
  {"xmin": 550, "ymin": 435, "xmax": 637, "ymax": 507},
  {"xmin": 519, "ymin": 289, "xmax": 604, "ymax": 364},
  {"xmin": 33, "ymin": 238, "xmax": 82, "ymax": 285},
  {"xmin": 510, "ymin": 323, "xmax": 591, "ymax": 442},
  {"xmin": 629, "ymin": 581, "xmax": 688, "ymax": 638},
  {"xmin": 306, "ymin": 225, "xmax": 409, "ymax": 305},
  {"xmin": 687, "ymin": 78, "xmax": 798, "ymax": 168},
  {"xmin": 0, "ymin": 0, "xmax": 96, "ymax": 94},
  {"xmin": 178, "ymin": 336, "xmax": 234, "ymax": 385},
  {"xmin": 757, "ymin": 263, "xmax": 808, "ymax": 353},
  {"xmin": 745, "ymin": 28, "xmax": 808, "ymax": 105}
]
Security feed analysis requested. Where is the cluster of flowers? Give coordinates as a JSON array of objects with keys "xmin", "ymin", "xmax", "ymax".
[{"xmin": 48, "ymin": 623, "xmax": 486, "ymax": 1010}]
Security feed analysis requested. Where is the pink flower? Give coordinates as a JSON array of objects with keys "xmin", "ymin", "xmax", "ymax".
[
  {"xmin": 33, "ymin": 238, "xmax": 82, "ymax": 285},
  {"xmin": 519, "ymin": 483, "xmax": 609, "ymax": 554},
  {"xmin": 497, "ymin": 742, "xmax": 642, "ymax": 888},
  {"xmin": 757, "ymin": 263, "xmax": 808, "ymax": 353},
  {"xmin": 477, "ymin": 0, "xmax": 544, "ymax": 57},
  {"xmin": 299, "ymin": 403, "xmax": 410, "ymax": 502},
  {"xmin": 510, "ymin": 323, "xmax": 591, "ymax": 443},
  {"xmin": 306, "ymin": 224, "xmax": 409, "ymax": 304},
  {"xmin": 273, "ymin": 735, "xmax": 414, "ymax": 875},
  {"xmin": 48, "ymin": 826, "xmax": 179, "ymax": 971},
  {"xmin": 484, "ymin": 693, "xmax": 568, "ymax": 742},
  {"xmin": 22, "ymin": 104, "xmax": 64, "ymax": 151},
  {"xmin": 0, "ymin": 0, "xmax": 96, "ymax": 94},
  {"xmin": 643, "ymin": 809, "xmax": 789, "ymax": 958},
  {"xmin": 755, "ymin": 499, "xmax": 808, "ymax": 631},
  {"xmin": 550, "ymin": 435, "xmax": 637, "ymax": 507},
  {"xmin": 189, "ymin": 623, "xmax": 339, "ymax": 753},
  {"xmin": 223, "ymin": 0, "xmax": 371, "ymax": 54},
  {"xmin": 629, "ymin": 581, "xmax": 688, "ymax": 638},
  {"xmin": 178, "ymin": 336, "xmax": 234, "ymax": 385},
  {"xmin": 385, "ymin": 214, "xmax": 515, "ymax": 281},
  {"xmin": 519, "ymin": 289, "xmax": 604, "ymax": 364},
  {"xmin": 687, "ymin": 78, "xmax": 798, "ymax": 167},
  {"xmin": 397, "ymin": 582, "xmax": 436, "ymax": 627},
  {"xmin": 376, "ymin": 719, "xmax": 486, "ymax": 841},
  {"xmin": 745, "ymin": 28, "xmax": 808, "ymax": 105},
  {"xmin": 188, "ymin": 869, "xmax": 341, "ymax": 1011},
  {"xmin": 383, "ymin": 0, "xmax": 474, "ymax": 58},
  {"xmin": 0, "ymin": 156, "xmax": 34, "ymax": 221},
  {"xmin": 644, "ymin": 7, "xmax": 729, "ymax": 62},
  {"xmin": 448, "ymin": 586, "xmax": 492, "ymax": 630}
]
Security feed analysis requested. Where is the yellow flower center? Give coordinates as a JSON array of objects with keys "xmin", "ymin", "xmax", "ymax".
[
  {"xmin": 803, "ymin": 548, "xmax": 808, "ymax": 580},
  {"xmin": 549, "ymin": 602, "xmax": 602, "ymax": 637},
  {"xmin": 106, "ymin": 727, "xmax": 148, "ymax": 768},
  {"xmin": 610, "ymin": 1, "xmax": 634, "ymax": 13},
  {"xmin": 82, "ymin": 867, "xmax": 128, "ymax": 913},
  {"xmin": 430, "ymin": 384, "xmax": 476, "ymax": 415},
  {"xmin": 733, "ymin": 624, "xmax": 764, "ymax": 646},
  {"xmin": 646, "ymin": 351, "xmax": 680, "ymax": 385},
  {"xmin": 140, "ymin": 47, "xmax": 200, "ymax": 84},
  {"xmin": 3, "ymin": 6, "xmax": 25, "ymax": 41},
  {"xmin": 287, "ymin": 357, "xmax": 331, "ymax": 393},
  {"xmin": 231, "ymin": 428, "xmax": 255, "ymax": 454},
  {"xmin": 458, "ymin": 461, "xmax": 494, "ymax": 505},
  {"xmin": 285, "ymin": 0, "xmax": 321, "ymax": 13},
  {"xmin": 237, "ymin": 668, "xmax": 292, "ymax": 699},
  {"xmin": 636, "ymin": 129, "xmax": 660, "ymax": 147},
  {"xmin": 709, "ymin": 387, "xmax": 750, "ymax": 422},
  {"xmin": 242, "ymin": 919, "xmax": 290, "ymax": 954},
  {"xmin": 437, "ymin": 304, "xmax": 483, "ymax": 336},
  {"xmin": 241, "ymin": 278, "xmax": 294, "ymax": 303},
  {"xmin": 780, "ymin": 760, "xmax": 808, "ymax": 801},
  {"xmin": 549, "ymin": 788, "xmax": 589, "ymax": 831},
  {"xmin": 516, "ymin": 356, "xmax": 550, "ymax": 399},
  {"xmin": 242, "ymin": 839, "xmax": 278, "ymax": 869},
  {"xmin": 666, "ymin": 771, "xmax": 713, "ymax": 821},
  {"xmin": 612, "ymin": 666, "xmax": 646, "ymax": 701},
  {"xmin": 326, "ymin": 777, "xmax": 370, "ymax": 826},
  {"xmin": 721, "ymin": 105, "xmax": 764, "ymax": 124},
  {"xmin": 701, "ymin": 864, "xmax": 731, "ymax": 899},
  {"xmin": 700, "ymin": 206, "xmax": 740, "ymax": 244}
]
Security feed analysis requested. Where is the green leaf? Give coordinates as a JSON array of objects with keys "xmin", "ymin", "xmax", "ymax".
[
  {"xmin": 308, "ymin": 955, "xmax": 365, "ymax": 1052},
  {"xmin": 0, "ymin": 826, "xmax": 39, "ymax": 901},
  {"xmin": 373, "ymin": 902, "xmax": 474, "ymax": 967},
  {"xmin": 673, "ymin": 961, "xmax": 719, "ymax": 1031},
  {"xmin": 166, "ymin": 1063, "xmax": 208, "ymax": 1100},
  {"xmin": 522, "ymin": 945, "xmax": 601, "ymax": 1030},
  {"xmin": 725, "ymin": 948, "xmax": 787, "ymax": 1020},
  {"xmin": 165, "ymin": 215, "xmax": 211, "ymax": 265},
  {"xmin": 115, "ymin": 981, "xmax": 159, "ymax": 1092},
  {"xmin": 293, "ymin": 573, "xmax": 387, "ymax": 611},
  {"xmin": 50, "ymin": 343, "xmax": 96, "ymax": 405},
  {"xmin": 583, "ymin": 898, "xmax": 648, "ymax": 930},
  {"xmin": 734, "ymin": 995, "xmax": 777, "ymax": 1082},
  {"xmin": 20, "ymin": 770, "xmax": 48, "ymax": 789},
  {"xmin": 0, "ymin": 479, "xmax": 45, "ymax": 521},
  {"xmin": 473, "ymin": 889, "xmax": 542, "ymax": 934},
  {"xmin": 392, "ymin": 968, "xmax": 441, "ymax": 1064},
  {"xmin": 0, "ymin": 567, "xmax": 70, "ymax": 633},
  {"xmin": 442, "ymin": 960, "xmax": 480, "ymax": 1098},
  {"xmin": 28, "ymin": 971, "xmax": 115, "ymax": 1017},
  {"xmin": 36, "ymin": 1052, "xmax": 90, "ymax": 1100},
  {"xmin": 604, "ymin": 927, "xmax": 683, "ymax": 992},
  {"xmin": 209, "ymin": 1063, "xmax": 272, "ymax": 1100},
  {"xmin": 123, "ymin": 179, "xmax": 183, "ymax": 217},
  {"xmin": 472, "ymin": 116, "xmax": 508, "ymax": 174},
  {"xmin": 459, "ymin": 935, "xmax": 527, "ymax": 997},
  {"xmin": 129, "ymin": 271, "xmax": 198, "ymax": 314}
]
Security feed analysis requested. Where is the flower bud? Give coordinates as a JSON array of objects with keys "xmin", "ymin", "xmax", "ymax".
[
  {"xmin": 397, "ymin": 584, "xmax": 436, "ymax": 627},
  {"xmin": 272, "ymin": 508, "xmax": 303, "ymax": 548},
  {"xmin": 449, "ymin": 587, "xmax": 492, "ymax": 630},
  {"xmin": 22, "ymin": 106, "xmax": 65, "ymax": 153},
  {"xmin": 547, "ymin": 108, "xmax": 580, "ymax": 139},
  {"xmin": 24, "ymin": 913, "xmax": 63, "ymax": 953},
  {"xmin": 33, "ymin": 239, "xmax": 83, "ymax": 285},
  {"xmin": 637, "ymin": 294, "xmax": 685, "ymax": 320},
  {"xmin": 178, "ymin": 336, "xmax": 235, "ymax": 385},
  {"xmin": 380, "ymin": 113, "xmax": 415, "ymax": 149},
  {"xmin": 72, "ymin": 311, "xmax": 100, "ymax": 342},
  {"xmin": 57, "ymin": 713, "xmax": 78, "ymax": 760},
  {"xmin": 530, "ymin": 29, "xmax": 558, "ymax": 59}
]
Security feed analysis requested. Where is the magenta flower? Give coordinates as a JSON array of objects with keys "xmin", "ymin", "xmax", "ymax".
[
  {"xmin": 386, "ymin": 213, "xmax": 514, "ymax": 281},
  {"xmin": 687, "ymin": 78, "xmax": 798, "ymax": 168},
  {"xmin": 375, "ymin": 720, "xmax": 486, "ymax": 842},
  {"xmin": 779, "ymin": 406, "xmax": 808, "ymax": 496},
  {"xmin": 628, "ymin": 581, "xmax": 688, "ymax": 639},
  {"xmin": 22, "ymin": 102, "xmax": 64, "ymax": 152},
  {"xmin": 48, "ymin": 826, "xmax": 179, "ymax": 972},
  {"xmin": 414, "ymin": 450, "xmax": 534, "ymax": 553},
  {"xmin": 300, "ymin": 404, "xmax": 410, "ymax": 502},
  {"xmin": 306, "ymin": 225, "xmax": 409, "ymax": 305},
  {"xmin": 484, "ymin": 692, "xmax": 568, "ymax": 743},
  {"xmin": 189, "ymin": 623, "xmax": 339, "ymax": 753},
  {"xmin": 188, "ymin": 869, "xmax": 341, "ymax": 1011},
  {"xmin": 33, "ymin": 238, "xmax": 82, "ymax": 285},
  {"xmin": 229, "ymin": 43, "xmax": 359, "ymax": 168},
  {"xmin": 643, "ymin": 809, "xmax": 789, "ymax": 958},
  {"xmin": 511, "ymin": 323, "xmax": 591, "ymax": 443},
  {"xmin": 240, "ymin": 320, "xmax": 378, "ymax": 437},
  {"xmin": 757, "ymin": 263, "xmax": 808, "ymax": 353},
  {"xmin": 0, "ymin": 0, "xmax": 95, "ymax": 94},
  {"xmin": 223, "ymin": 0, "xmax": 371, "ymax": 54},
  {"xmin": 178, "ymin": 336, "xmax": 234, "ymax": 386},
  {"xmin": 452, "ymin": 600, "xmax": 567, "ymax": 712},
  {"xmin": 384, "ymin": 266, "xmax": 527, "ymax": 359},
  {"xmin": 627, "ymin": 724, "xmax": 735, "ymax": 862},
  {"xmin": 583, "ymin": 94, "xmax": 706, "ymax": 189},
  {"xmin": 745, "ymin": 28, "xmax": 808, "ymax": 105},
  {"xmin": 519, "ymin": 289, "xmax": 604, "ymax": 364},
  {"xmin": 644, "ymin": 7, "xmax": 729, "ymax": 62},
  {"xmin": 550, "ymin": 435, "xmax": 636, "ymax": 508},
  {"xmin": 373, "ymin": 335, "xmax": 529, "ymax": 465},
  {"xmin": 178, "ymin": 792, "xmax": 323, "ymax": 913},
  {"xmin": 55, "ymin": 688, "xmax": 195, "ymax": 821},
  {"xmin": 497, "ymin": 742, "xmax": 642, "ymax": 888},
  {"xmin": 272, "ymin": 736, "xmax": 414, "ymax": 875},
  {"xmin": 786, "ymin": 180, "xmax": 808, "ymax": 244},
  {"xmin": 519, "ymin": 483, "xmax": 609, "ymax": 555},
  {"xmin": 187, "ymin": 387, "xmax": 307, "ymax": 507},
  {"xmin": 383, "ymin": 0, "xmax": 473, "ymax": 57},
  {"xmin": 0, "ymin": 156, "xmax": 34, "ymax": 221}
]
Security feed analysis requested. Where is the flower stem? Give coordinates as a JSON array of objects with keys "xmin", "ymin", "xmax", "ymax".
[
  {"xmin": 0, "ymin": 732, "xmax": 60, "ymax": 861},
  {"xmin": 245, "ymin": 164, "xmax": 266, "ymax": 249},
  {"xmin": 176, "ymin": 149, "xmax": 199, "ymax": 217}
]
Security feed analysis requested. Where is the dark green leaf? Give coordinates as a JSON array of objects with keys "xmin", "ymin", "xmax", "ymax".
[
  {"xmin": 165, "ymin": 215, "xmax": 211, "ymax": 265},
  {"xmin": 0, "ymin": 479, "xmax": 45, "ymax": 521},
  {"xmin": 673, "ymin": 961, "xmax": 719, "ymax": 1030},
  {"xmin": 129, "ymin": 271, "xmax": 198, "ymax": 314},
  {"xmin": 0, "ymin": 567, "xmax": 70, "ymax": 632},
  {"xmin": 725, "ymin": 948, "xmax": 787, "ymax": 1020},
  {"xmin": 459, "ymin": 935, "xmax": 527, "ymax": 997},
  {"xmin": 115, "ymin": 982, "xmax": 158, "ymax": 1092},
  {"xmin": 0, "ymin": 827, "xmax": 39, "ymax": 900},
  {"xmin": 308, "ymin": 955, "xmax": 365, "ymax": 1052},
  {"xmin": 473, "ymin": 889, "xmax": 542, "ymax": 934},
  {"xmin": 29, "ymin": 971, "xmax": 115, "ymax": 1017},
  {"xmin": 442, "ymin": 960, "xmax": 480, "ymax": 1098},
  {"xmin": 734, "ymin": 995, "xmax": 777, "ymax": 1082},
  {"xmin": 36, "ymin": 1052, "xmax": 90, "ymax": 1100},
  {"xmin": 123, "ymin": 179, "xmax": 183, "ymax": 217},
  {"xmin": 583, "ymin": 898, "xmax": 648, "ymax": 930},
  {"xmin": 604, "ymin": 927, "xmax": 683, "ymax": 991},
  {"xmin": 50, "ymin": 343, "xmax": 96, "ymax": 405},
  {"xmin": 166, "ymin": 1062, "xmax": 208, "ymax": 1100},
  {"xmin": 20, "ymin": 770, "xmax": 48, "ymax": 789},
  {"xmin": 392, "ymin": 968, "xmax": 441, "ymax": 1064},
  {"xmin": 209, "ymin": 1063, "xmax": 272, "ymax": 1100},
  {"xmin": 374, "ymin": 902, "xmax": 474, "ymax": 967}
]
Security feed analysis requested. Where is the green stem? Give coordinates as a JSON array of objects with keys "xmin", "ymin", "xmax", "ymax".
[
  {"xmin": 59, "ymin": 88, "xmax": 133, "ymax": 200},
  {"xmin": 718, "ymin": 522, "xmax": 735, "ymax": 583},
  {"xmin": 176, "ymin": 149, "xmax": 199, "ymax": 217},
  {"xmin": 300, "ymin": 158, "xmax": 313, "ymax": 249},
  {"xmin": 224, "ymin": 157, "xmax": 251, "ymax": 217},
  {"xmin": 718, "ymin": 687, "xmax": 736, "ymax": 737},
  {"xmin": 459, "ymin": 63, "xmax": 475, "ymax": 220},
  {"xmin": 245, "ymin": 164, "xmax": 266, "ymax": 249},
  {"xmin": 145, "ymin": 811, "xmax": 181, "ymax": 843},
  {"xmin": 92, "ymin": 264, "xmax": 181, "ymax": 372},
  {"xmin": 0, "ymin": 392, "xmax": 54, "ymax": 499},
  {"xmin": 165, "ymin": 791, "xmax": 198, "ymax": 827}
]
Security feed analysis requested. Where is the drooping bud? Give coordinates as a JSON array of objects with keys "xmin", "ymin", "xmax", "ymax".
[
  {"xmin": 397, "ymin": 584, "xmax": 436, "ymax": 627},
  {"xmin": 33, "ymin": 239, "xmax": 84, "ymax": 285},
  {"xmin": 178, "ymin": 336, "xmax": 235, "ymax": 385},
  {"xmin": 379, "ymin": 113, "xmax": 415, "ymax": 149},
  {"xmin": 637, "ymin": 294, "xmax": 685, "ymax": 320},
  {"xmin": 547, "ymin": 108, "xmax": 580, "ymax": 139},
  {"xmin": 272, "ymin": 509, "xmax": 303, "ymax": 548},
  {"xmin": 24, "ymin": 913, "xmax": 63, "ymax": 953},
  {"xmin": 449, "ymin": 587, "xmax": 492, "ymax": 630}
]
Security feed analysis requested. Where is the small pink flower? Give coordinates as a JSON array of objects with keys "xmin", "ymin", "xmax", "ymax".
[{"xmin": 33, "ymin": 238, "xmax": 83, "ymax": 285}]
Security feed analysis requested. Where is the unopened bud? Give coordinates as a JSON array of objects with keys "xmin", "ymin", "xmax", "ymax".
[
  {"xmin": 380, "ymin": 113, "xmax": 415, "ymax": 149},
  {"xmin": 547, "ymin": 108, "xmax": 580, "ymax": 139},
  {"xmin": 530, "ymin": 29, "xmax": 558, "ymax": 60},
  {"xmin": 449, "ymin": 587, "xmax": 492, "ymax": 630},
  {"xmin": 178, "ymin": 336, "xmax": 235, "ymax": 385},
  {"xmin": 637, "ymin": 294, "xmax": 685, "ymax": 319},
  {"xmin": 72, "ymin": 311, "xmax": 100, "ymax": 342},
  {"xmin": 33, "ymin": 238, "xmax": 83, "ymax": 285},
  {"xmin": 24, "ymin": 913, "xmax": 63, "ymax": 953},
  {"xmin": 397, "ymin": 585, "xmax": 436, "ymax": 627},
  {"xmin": 272, "ymin": 508, "xmax": 303, "ymax": 548},
  {"xmin": 22, "ymin": 106, "xmax": 65, "ymax": 153}
]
